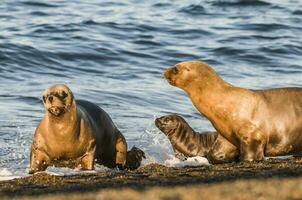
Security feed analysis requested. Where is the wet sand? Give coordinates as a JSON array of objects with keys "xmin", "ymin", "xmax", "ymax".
[{"xmin": 1, "ymin": 158, "xmax": 302, "ymax": 200}]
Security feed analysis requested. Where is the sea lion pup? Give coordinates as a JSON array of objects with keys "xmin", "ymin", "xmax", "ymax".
[
  {"xmin": 164, "ymin": 61, "xmax": 302, "ymax": 162},
  {"xmin": 155, "ymin": 114, "xmax": 238, "ymax": 163},
  {"xmin": 29, "ymin": 84, "xmax": 144, "ymax": 174}
]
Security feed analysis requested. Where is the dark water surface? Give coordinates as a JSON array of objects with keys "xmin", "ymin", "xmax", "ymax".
[{"xmin": 0, "ymin": 0, "xmax": 302, "ymax": 178}]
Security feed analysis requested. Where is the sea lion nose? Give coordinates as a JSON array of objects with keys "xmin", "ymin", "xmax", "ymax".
[
  {"xmin": 155, "ymin": 118, "xmax": 163, "ymax": 127},
  {"xmin": 163, "ymin": 68, "xmax": 174, "ymax": 84},
  {"xmin": 163, "ymin": 69, "xmax": 170, "ymax": 79},
  {"xmin": 48, "ymin": 95, "xmax": 53, "ymax": 103}
]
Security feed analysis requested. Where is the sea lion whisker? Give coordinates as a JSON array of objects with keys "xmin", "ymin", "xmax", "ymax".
[
  {"xmin": 155, "ymin": 115, "xmax": 238, "ymax": 164},
  {"xmin": 163, "ymin": 60, "xmax": 302, "ymax": 162},
  {"xmin": 30, "ymin": 84, "xmax": 145, "ymax": 174}
]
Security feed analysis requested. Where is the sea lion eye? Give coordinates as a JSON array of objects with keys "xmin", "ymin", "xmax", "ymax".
[
  {"xmin": 172, "ymin": 67, "xmax": 179, "ymax": 74},
  {"xmin": 57, "ymin": 91, "xmax": 68, "ymax": 99},
  {"xmin": 42, "ymin": 95, "xmax": 46, "ymax": 103},
  {"xmin": 185, "ymin": 66, "xmax": 190, "ymax": 71},
  {"xmin": 61, "ymin": 91, "xmax": 68, "ymax": 99}
]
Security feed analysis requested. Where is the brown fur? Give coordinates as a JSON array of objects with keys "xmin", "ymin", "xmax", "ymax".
[
  {"xmin": 164, "ymin": 61, "xmax": 302, "ymax": 161},
  {"xmin": 125, "ymin": 146, "xmax": 146, "ymax": 170},
  {"xmin": 155, "ymin": 115, "xmax": 238, "ymax": 163},
  {"xmin": 29, "ymin": 84, "xmax": 144, "ymax": 173}
]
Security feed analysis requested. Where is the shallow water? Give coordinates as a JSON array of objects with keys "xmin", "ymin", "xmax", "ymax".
[{"xmin": 0, "ymin": 0, "xmax": 302, "ymax": 180}]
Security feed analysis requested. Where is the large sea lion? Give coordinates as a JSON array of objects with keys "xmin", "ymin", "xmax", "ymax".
[
  {"xmin": 29, "ymin": 84, "xmax": 144, "ymax": 174},
  {"xmin": 155, "ymin": 114, "xmax": 238, "ymax": 163},
  {"xmin": 164, "ymin": 60, "xmax": 302, "ymax": 162}
]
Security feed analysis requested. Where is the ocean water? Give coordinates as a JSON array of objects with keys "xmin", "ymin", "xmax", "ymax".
[{"xmin": 0, "ymin": 0, "xmax": 302, "ymax": 180}]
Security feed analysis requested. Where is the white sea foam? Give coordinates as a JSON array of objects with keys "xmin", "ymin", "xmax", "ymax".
[
  {"xmin": 43, "ymin": 164, "xmax": 111, "ymax": 176},
  {"xmin": 0, "ymin": 168, "xmax": 24, "ymax": 181},
  {"xmin": 0, "ymin": 125, "xmax": 211, "ymax": 181},
  {"xmin": 165, "ymin": 156, "xmax": 209, "ymax": 167},
  {"xmin": 138, "ymin": 125, "xmax": 210, "ymax": 167}
]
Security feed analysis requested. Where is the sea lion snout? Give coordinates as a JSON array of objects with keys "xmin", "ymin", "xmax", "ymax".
[
  {"xmin": 155, "ymin": 116, "xmax": 170, "ymax": 130},
  {"xmin": 44, "ymin": 95, "xmax": 66, "ymax": 116},
  {"xmin": 163, "ymin": 68, "xmax": 175, "ymax": 85},
  {"xmin": 48, "ymin": 106, "xmax": 65, "ymax": 116},
  {"xmin": 164, "ymin": 62, "xmax": 197, "ymax": 88},
  {"xmin": 155, "ymin": 117, "xmax": 164, "ymax": 127}
]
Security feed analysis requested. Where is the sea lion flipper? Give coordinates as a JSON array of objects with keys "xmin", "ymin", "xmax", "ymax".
[
  {"xmin": 78, "ymin": 140, "xmax": 96, "ymax": 170},
  {"xmin": 30, "ymin": 85, "xmax": 130, "ymax": 173},
  {"xmin": 125, "ymin": 146, "xmax": 146, "ymax": 170},
  {"xmin": 238, "ymin": 124, "xmax": 266, "ymax": 161},
  {"xmin": 207, "ymin": 135, "xmax": 239, "ymax": 164},
  {"xmin": 164, "ymin": 61, "xmax": 302, "ymax": 162},
  {"xmin": 115, "ymin": 132, "xmax": 127, "ymax": 166},
  {"xmin": 29, "ymin": 149, "xmax": 49, "ymax": 174}
]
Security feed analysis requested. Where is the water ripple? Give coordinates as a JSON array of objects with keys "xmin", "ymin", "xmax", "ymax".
[
  {"xmin": 0, "ymin": 0, "xmax": 302, "ymax": 178},
  {"xmin": 179, "ymin": 4, "xmax": 206, "ymax": 15},
  {"xmin": 211, "ymin": 0, "xmax": 271, "ymax": 7},
  {"xmin": 20, "ymin": 1, "xmax": 59, "ymax": 8}
]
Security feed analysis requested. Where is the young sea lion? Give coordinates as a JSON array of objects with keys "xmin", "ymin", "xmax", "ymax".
[
  {"xmin": 164, "ymin": 60, "xmax": 302, "ymax": 161},
  {"xmin": 155, "ymin": 114, "xmax": 238, "ymax": 163},
  {"xmin": 29, "ymin": 84, "xmax": 144, "ymax": 173}
]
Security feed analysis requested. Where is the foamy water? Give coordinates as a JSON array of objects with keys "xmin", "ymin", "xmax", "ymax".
[
  {"xmin": 0, "ymin": 123, "xmax": 210, "ymax": 181},
  {"xmin": 1, "ymin": 0, "xmax": 302, "ymax": 182},
  {"xmin": 0, "ymin": 118, "xmax": 294, "ymax": 181}
]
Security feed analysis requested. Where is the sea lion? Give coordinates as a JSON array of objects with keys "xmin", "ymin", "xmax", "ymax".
[
  {"xmin": 164, "ymin": 60, "xmax": 302, "ymax": 162},
  {"xmin": 29, "ymin": 84, "xmax": 144, "ymax": 174},
  {"xmin": 155, "ymin": 114, "xmax": 238, "ymax": 163}
]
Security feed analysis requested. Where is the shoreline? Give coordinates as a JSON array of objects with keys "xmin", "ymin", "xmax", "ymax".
[{"xmin": 1, "ymin": 158, "xmax": 302, "ymax": 199}]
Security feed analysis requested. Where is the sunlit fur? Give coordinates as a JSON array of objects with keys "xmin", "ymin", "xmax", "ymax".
[
  {"xmin": 163, "ymin": 60, "xmax": 302, "ymax": 162},
  {"xmin": 42, "ymin": 84, "xmax": 74, "ymax": 116}
]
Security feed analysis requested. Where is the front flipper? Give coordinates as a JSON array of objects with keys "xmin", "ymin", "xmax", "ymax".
[
  {"xmin": 207, "ymin": 135, "xmax": 239, "ymax": 164},
  {"xmin": 125, "ymin": 146, "xmax": 146, "ymax": 170},
  {"xmin": 78, "ymin": 140, "xmax": 96, "ymax": 170},
  {"xmin": 115, "ymin": 132, "xmax": 127, "ymax": 168},
  {"xmin": 238, "ymin": 123, "xmax": 266, "ymax": 162},
  {"xmin": 29, "ymin": 150, "xmax": 49, "ymax": 174}
]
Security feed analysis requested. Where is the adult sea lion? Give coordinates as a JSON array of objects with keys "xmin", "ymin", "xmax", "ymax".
[
  {"xmin": 164, "ymin": 60, "xmax": 302, "ymax": 161},
  {"xmin": 29, "ymin": 84, "xmax": 144, "ymax": 174},
  {"xmin": 155, "ymin": 114, "xmax": 238, "ymax": 163}
]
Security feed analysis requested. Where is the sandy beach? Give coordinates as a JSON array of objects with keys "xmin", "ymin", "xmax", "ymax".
[{"xmin": 1, "ymin": 158, "xmax": 302, "ymax": 200}]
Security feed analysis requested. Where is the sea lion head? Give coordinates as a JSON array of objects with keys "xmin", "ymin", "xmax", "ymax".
[
  {"xmin": 163, "ymin": 60, "xmax": 218, "ymax": 89},
  {"xmin": 155, "ymin": 115, "xmax": 188, "ymax": 136},
  {"xmin": 42, "ymin": 84, "xmax": 74, "ymax": 117}
]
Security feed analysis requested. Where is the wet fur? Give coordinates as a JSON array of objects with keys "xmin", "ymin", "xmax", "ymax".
[
  {"xmin": 155, "ymin": 115, "xmax": 238, "ymax": 163},
  {"xmin": 29, "ymin": 84, "xmax": 144, "ymax": 173},
  {"xmin": 164, "ymin": 61, "xmax": 302, "ymax": 161}
]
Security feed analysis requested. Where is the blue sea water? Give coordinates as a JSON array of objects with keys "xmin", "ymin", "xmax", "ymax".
[{"xmin": 0, "ymin": 0, "xmax": 302, "ymax": 179}]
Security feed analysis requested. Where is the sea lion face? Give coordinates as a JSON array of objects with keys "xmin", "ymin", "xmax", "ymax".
[
  {"xmin": 155, "ymin": 115, "xmax": 186, "ymax": 135},
  {"xmin": 163, "ymin": 60, "xmax": 214, "ymax": 89},
  {"xmin": 42, "ymin": 84, "xmax": 74, "ymax": 116}
]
